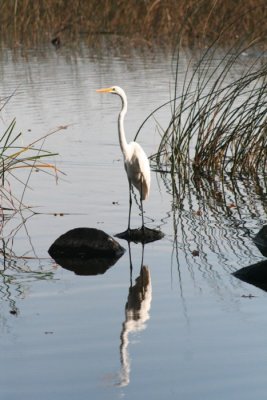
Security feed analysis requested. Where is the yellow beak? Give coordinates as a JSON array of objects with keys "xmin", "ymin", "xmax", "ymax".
[{"xmin": 96, "ymin": 87, "xmax": 113, "ymax": 93}]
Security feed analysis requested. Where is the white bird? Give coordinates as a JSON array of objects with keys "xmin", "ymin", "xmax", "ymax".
[{"xmin": 96, "ymin": 86, "xmax": 151, "ymax": 231}]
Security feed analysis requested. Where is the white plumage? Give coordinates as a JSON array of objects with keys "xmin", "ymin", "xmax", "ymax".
[
  {"xmin": 124, "ymin": 140, "xmax": 150, "ymax": 200},
  {"xmin": 96, "ymin": 85, "xmax": 150, "ymax": 229}
]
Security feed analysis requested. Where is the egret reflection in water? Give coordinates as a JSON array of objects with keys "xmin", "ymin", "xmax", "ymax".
[{"xmin": 117, "ymin": 243, "xmax": 152, "ymax": 387}]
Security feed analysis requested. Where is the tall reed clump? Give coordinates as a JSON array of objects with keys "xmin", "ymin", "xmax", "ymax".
[
  {"xmin": 137, "ymin": 13, "xmax": 266, "ymax": 181},
  {"xmin": 152, "ymin": 45, "xmax": 266, "ymax": 178}
]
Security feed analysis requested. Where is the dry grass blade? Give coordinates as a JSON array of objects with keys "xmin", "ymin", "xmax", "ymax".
[{"xmin": 0, "ymin": 120, "xmax": 68, "ymax": 211}]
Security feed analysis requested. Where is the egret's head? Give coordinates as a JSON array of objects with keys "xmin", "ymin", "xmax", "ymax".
[{"xmin": 96, "ymin": 86, "xmax": 125, "ymax": 97}]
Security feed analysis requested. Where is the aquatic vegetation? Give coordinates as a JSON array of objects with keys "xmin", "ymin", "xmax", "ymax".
[
  {"xmin": 0, "ymin": 0, "xmax": 266, "ymax": 48},
  {"xmin": 0, "ymin": 119, "xmax": 56, "ymax": 180},
  {"xmin": 0, "ymin": 116, "xmax": 67, "ymax": 212},
  {"xmin": 0, "ymin": 116, "xmax": 64, "ymax": 305},
  {"xmin": 153, "ymin": 47, "xmax": 266, "ymax": 178},
  {"xmin": 135, "ymin": 21, "xmax": 266, "ymax": 185}
]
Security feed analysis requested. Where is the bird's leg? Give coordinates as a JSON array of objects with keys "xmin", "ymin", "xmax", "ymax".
[
  {"xmin": 128, "ymin": 181, "xmax": 132, "ymax": 232},
  {"xmin": 140, "ymin": 176, "xmax": 145, "ymax": 233},
  {"xmin": 140, "ymin": 242, "xmax": 144, "ymax": 267},
  {"xmin": 140, "ymin": 198, "xmax": 145, "ymax": 232},
  {"xmin": 128, "ymin": 241, "xmax": 133, "ymax": 287}
]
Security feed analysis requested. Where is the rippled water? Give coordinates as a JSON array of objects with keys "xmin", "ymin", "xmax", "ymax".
[{"xmin": 0, "ymin": 44, "xmax": 266, "ymax": 400}]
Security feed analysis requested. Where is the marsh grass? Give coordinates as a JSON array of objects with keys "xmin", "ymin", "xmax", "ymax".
[
  {"xmin": 135, "ymin": 23, "xmax": 266, "ymax": 192},
  {"xmin": 0, "ymin": 0, "xmax": 266, "ymax": 48},
  {"xmin": 0, "ymin": 115, "xmax": 65, "ymax": 294},
  {"xmin": 0, "ymin": 117, "xmax": 66, "ymax": 212},
  {"xmin": 0, "ymin": 117, "xmax": 61, "ymax": 306},
  {"xmin": 154, "ymin": 47, "xmax": 266, "ymax": 176},
  {"xmin": 0, "ymin": 114, "xmax": 63, "ymax": 303}
]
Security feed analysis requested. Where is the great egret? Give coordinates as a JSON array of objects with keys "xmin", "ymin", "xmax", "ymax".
[{"xmin": 96, "ymin": 86, "xmax": 151, "ymax": 231}]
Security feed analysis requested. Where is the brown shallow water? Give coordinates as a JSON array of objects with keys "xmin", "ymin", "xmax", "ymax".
[{"xmin": 0, "ymin": 43, "xmax": 267, "ymax": 400}]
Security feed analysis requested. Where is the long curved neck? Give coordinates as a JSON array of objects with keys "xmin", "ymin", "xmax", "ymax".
[{"xmin": 118, "ymin": 94, "xmax": 128, "ymax": 158}]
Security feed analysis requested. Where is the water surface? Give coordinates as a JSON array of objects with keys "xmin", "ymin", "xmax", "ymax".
[{"xmin": 0, "ymin": 44, "xmax": 266, "ymax": 400}]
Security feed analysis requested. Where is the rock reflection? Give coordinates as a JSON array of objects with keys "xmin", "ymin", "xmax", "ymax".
[
  {"xmin": 233, "ymin": 260, "xmax": 267, "ymax": 292},
  {"xmin": 117, "ymin": 245, "xmax": 152, "ymax": 387},
  {"xmin": 50, "ymin": 253, "xmax": 122, "ymax": 276}
]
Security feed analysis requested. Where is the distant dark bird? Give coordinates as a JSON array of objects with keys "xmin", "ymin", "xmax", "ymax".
[{"xmin": 51, "ymin": 36, "xmax": 61, "ymax": 49}]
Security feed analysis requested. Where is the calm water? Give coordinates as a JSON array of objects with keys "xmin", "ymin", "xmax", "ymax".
[{"xmin": 0, "ymin": 44, "xmax": 266, "ymax": 400}]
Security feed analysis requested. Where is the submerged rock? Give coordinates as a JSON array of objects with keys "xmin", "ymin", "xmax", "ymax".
[
  {"xmin": 115, "ymin": 226, "xmax": 164, "ymax": 244},
  {"xmin": 253, "ymin": 226, "xmax": 267, "ymax": 257},
  {"xmin": 232, "ymin": 260, "xmax": 267, "ymax": 291},
  {"xmin": 48, "ymin": 228, "xmax": 125, "ymax": 275}
]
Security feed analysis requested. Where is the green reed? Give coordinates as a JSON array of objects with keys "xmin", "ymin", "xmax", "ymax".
[{"xmin": 141, "ymin": 29, "xmax": 266, "ymax": 180}]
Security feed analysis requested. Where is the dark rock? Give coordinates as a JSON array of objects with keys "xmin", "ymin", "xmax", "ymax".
[
  {"xmin": 48, "ymin": 228, "xmax": 125, "ymax": 276},
  {"xmin": 232, "ymin": 260, "xmax": 267, "ymax": 291},
  {"xmin": 253, "ymin": 226, "xmax": 267, "ymax": 257},
  {"xmin": 115, "ymin": 226, "xmax": 164, "ymax": 244},
  {"xmin": 48, "ymin": 227, "xmax": 125, "ymax": 258}
]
